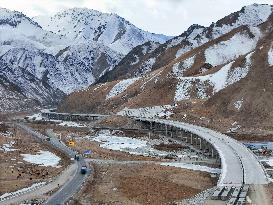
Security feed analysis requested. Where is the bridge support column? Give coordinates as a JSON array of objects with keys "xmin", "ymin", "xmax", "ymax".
[
  {"xmin": 199, "ymin": 138, "xmax": 202, "ymax": 150},
  {"xmin": 183, "ymin": 132, "xmax": 188, "ymax": 143},
  {"xmin": 190, "ymin": 133, "xmax": 193, "ymax": 145},
  {"xmin": 211, "ymin": 148, "xmax": 214, "ymax": 158}
]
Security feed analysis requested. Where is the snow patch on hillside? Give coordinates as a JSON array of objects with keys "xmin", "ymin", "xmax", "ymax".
[
  {"xmin": 168, "ymin": 4, "xmax": 271, "ymax": 61},
  {"xmin": 117, "ymin": 105, "xmax": 174, "ymax": 118},
  {"xmin": 212, "ymin": 4, "xmax": 272, "ymax": 36},
  {"xmin": 268, "ymin": 47, "xmax": 273, "ymax": 66},
  {"xmin": 228, "ymin": 121, "xmax": 241, "ymax": 132},
  {"xmin": 173, "ymin": 55, "xmax": 195, "ymax": 77},
  {"xmin": 106, "ymin": 77, "xmax": 140, "ymax": 99},
  {"xmin": 226, "ymin": 52, "xmax": 252, "ymax": 86},
  {"xmin": 205, "ymin": 30, "xmax": 259, "ymax": 66},
  {"xmin": 175, "ymin": 54, "xmax": 251, "ymax": 101},
  {"xmin": 137, "ymin": 57, "xmax": 156, "ymax": 75},
  {"xmin": 234, "ymin": 99, "xmax": 243, "ymax": 110},
  {"xmin": 131, "ymin": 55, "xmax": 140, "ymax": 65}
]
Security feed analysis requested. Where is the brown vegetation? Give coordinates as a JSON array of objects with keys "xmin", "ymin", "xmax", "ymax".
[{"xmin": 71, "ymin": 163, "xmax": 216, "ymax": 205}]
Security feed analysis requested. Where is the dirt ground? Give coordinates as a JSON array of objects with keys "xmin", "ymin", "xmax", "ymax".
[
  {"xmin": 71, "ymin": 163, "xmax": 216, "ymax": 205},
  {"xmin": 0, "ymin": 124, "xmax": 70, "ymax": 195},
  {"xmin": 230, "ymin": 133, "xmax": 273, "ymax": 142},
  {"xmin": 248, "ymin": 184, "xmax": 273, "ymax": 205}
]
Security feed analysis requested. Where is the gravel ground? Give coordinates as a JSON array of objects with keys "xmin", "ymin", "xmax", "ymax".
[{"xmin": 174, "ymin": 187, "xmax": 216, "ymax": 205}]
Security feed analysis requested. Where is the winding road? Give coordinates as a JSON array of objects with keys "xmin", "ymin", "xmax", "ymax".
[{"xmin": 16, "ymin": 123, "xmax": 90, "ymax": 205}]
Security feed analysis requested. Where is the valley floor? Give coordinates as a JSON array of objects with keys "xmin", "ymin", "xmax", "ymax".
[
  {"xmin": 2, "ymin": 111, "xmax": 273, "ymax": 204},
  {"xmin": 25, "ymin": 119, "xmax": 218, "ymax": 205},
  {"xmin": 0, "ymin": 125, "xmax": 70, "ymax": 195}
]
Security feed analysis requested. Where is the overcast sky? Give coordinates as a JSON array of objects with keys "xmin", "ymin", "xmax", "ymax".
[{"xmin": 0, "ymin": 0, "xmax": 272, "ymax": 36}]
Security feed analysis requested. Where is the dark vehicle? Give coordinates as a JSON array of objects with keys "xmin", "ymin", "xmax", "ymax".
[
  {"xmin": 80, "ymin": 166, "xmax": 87, "ymax": 174},
  {"xmin": 74, "ymin": 154, "xmax": 80, "ymax": 161}
]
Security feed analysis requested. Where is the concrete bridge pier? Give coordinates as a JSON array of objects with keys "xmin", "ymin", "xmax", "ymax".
[
  {"xmin": 150, "ymin": 122, "xmax": 153, "ymax": 130},
  {"xmin": 165, "ymin": 124, "xmax": 168, "ymax": 136}
]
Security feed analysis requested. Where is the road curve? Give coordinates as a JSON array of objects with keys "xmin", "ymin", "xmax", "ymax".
[
  {"xmin": 135, "ymin": 117, "xmax": 268, "ymax": 186},
  {"xmin": 17, "ymin": 123, "xmax": 90, "ymax": 204}
]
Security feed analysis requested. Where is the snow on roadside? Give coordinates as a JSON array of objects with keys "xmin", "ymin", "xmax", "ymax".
[
  {"xmin": 0, "ymin": 182, "xmax": 46, "ymax": 201},
  {"xmin": 117, "ymin": 105, "xmax": 174, "ymax": 119},
  {"xmin": 106, "ymin": 77, "xmax": 140, "ymax": 99},
  {"xmin": 160, "ymin": 162, "xmax": 221, "ymax": 174},
  {"xmin": 21, "ymin": 150, "xmax": 61, "ymax": 167}
]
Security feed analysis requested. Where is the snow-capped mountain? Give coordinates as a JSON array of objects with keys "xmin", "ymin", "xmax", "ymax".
[
  {"xmin": 34, "ymin": 8, "xmax": 170, "ymax": 55},
  {"xmin": 0, "ymin": 8, "xmax": 66, "ymax": 110},
  {"xmin": 0, "ymin": 7, "xmax": 169, "ymax": 111},
  {"xmin": 99, "ymin": 4, "xmax": 273, "ymax": 82},
  {"xmin": 59, "ymin": 4, "xmax": 273, "ymax": 132}
]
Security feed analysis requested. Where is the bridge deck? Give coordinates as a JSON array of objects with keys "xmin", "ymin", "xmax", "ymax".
[{"xmin": 135, "ymin": 118, "xmax": 268, "ymax": 186}]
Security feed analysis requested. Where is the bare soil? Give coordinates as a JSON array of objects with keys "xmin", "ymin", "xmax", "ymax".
[
  {"xmin": 248, "ymin": 184, "xmax": 273, "ymax": 205},
  {"xmin": 230, "ymin": 133, "xmax": 273, "ymax": 142},
  {"xmin": 153, "ymin": 143, "xmax": 186, "ymax": 151},
  {"xmin": 71, "ymin": 163, "xmax": 216, "ymax": 205},
  {"xmin": 0, "ymin": 125, "xmax": 70, "ymax": 194}
]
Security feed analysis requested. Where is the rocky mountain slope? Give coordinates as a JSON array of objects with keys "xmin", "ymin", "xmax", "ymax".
[
  {"xmin": 0, "ymin": 8, "xmax": 169, "ymax": 111},
  {"xmin": 59, "ymin": 4, "xmax": 273, "ymax": 132},
  {"xmin": 34, "ymin": 8, "xmax": 170, "ymax": 55},
  {"xmin": 98, "ymin": 4, "xmax": 272, "ymax": 83}
]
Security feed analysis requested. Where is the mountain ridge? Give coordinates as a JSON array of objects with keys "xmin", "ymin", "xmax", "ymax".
[
  {"xmin": 0, "ymin": 7, "xmax": 169, "ymax": 111},
  {"xmin": 58, "ymin": 4, "xmax": 273, "ymax": 133},
  {"xmin": 98, "ymin": 4, "xmax": 272, "ymax": 83}
]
